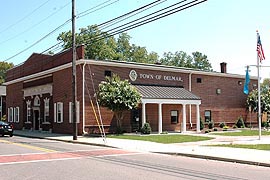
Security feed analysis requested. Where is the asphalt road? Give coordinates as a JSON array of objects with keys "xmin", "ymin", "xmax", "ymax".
[{"xmin": 0, "ymin": 136, "xmax": 269, "ymax": 180}]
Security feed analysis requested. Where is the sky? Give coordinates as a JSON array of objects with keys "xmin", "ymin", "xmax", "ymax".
[{"xmin": 1, "ymin": 0, "xmax": 270, "ymax": 80}]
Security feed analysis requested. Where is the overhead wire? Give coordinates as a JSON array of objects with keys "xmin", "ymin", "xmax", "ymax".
[
  {"xmin": 3, "ymin": 19, "xmax": 71, "ymax": 62},
  {"xmin": 3, "ymin": 0, "xmax": 120, "ymax": 63},
  {"xmin": 83, "ymin": 0, "xmax": 207, "ymax": 45},
  {"xmin": 0, "ymin": 0, "xmax": 52, "ymax": 35},
  {"xmin": 0, "ymin": 1, "xmax": 71, "ymax": 45},
  {"xmin": 77, "ymin": 0, "xmax": 119, "ymax": 19}
]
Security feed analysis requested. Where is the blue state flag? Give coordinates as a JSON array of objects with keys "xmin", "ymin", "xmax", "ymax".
[{"xmin": 243, "ymin": 67, "xmax": 250, "ymax": 94}]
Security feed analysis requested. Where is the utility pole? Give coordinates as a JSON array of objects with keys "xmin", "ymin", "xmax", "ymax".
[{"xmin": 72, "ymin": 0, "xmax": 77, "ymax": 140}]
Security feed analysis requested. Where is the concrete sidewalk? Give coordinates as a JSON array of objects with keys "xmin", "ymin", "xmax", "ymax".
[{"xmin": 13, "ymin": 130, "xmax": 270, "ymax": 167}]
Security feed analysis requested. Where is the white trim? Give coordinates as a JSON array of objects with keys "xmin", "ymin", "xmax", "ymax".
[
  {"xmin": 69, "ymin": 101, "xmax": 80, "ymax": 123},
  {"xmin": 8, "ymin": 107, "xmax": 13, "ymax": 122},
  {"xmin": 56, "ymin": 102, "xmax": 63, "ymax": 123},
  {"xmin": 4, "ymin": 59, "xmax": 257, "ymax": 86},
  {"xmin": 79, "ymin": 59, "xmax": 257, "ymax": 80},
  {"xmin": 23, "ymin": 84, "xmax": 53, "ymax": 97},
  {"xmin": 54, "ymin": 103, "xmax": 57, "ymax": 123},
  {"xmin": 44, "ymin": 98, "xmax": 50, "ymax": 123},
  {"xmin": 23, "ymin": 74, "xmax": 52, "ymax": 83},
  {"xmin": 14, "ymin": 107, "xmax": 19, "ymax": 123},
  {"xmin": 4, "ymin": 62, "xmax": 72, "ymax": 85},
  {"xmin": 141, "ymin": 98, "xmax": 201, "ymax": 105},
  {"xmin": 26, "ymin": 100, "xmax": 31, "ymax": 123}
]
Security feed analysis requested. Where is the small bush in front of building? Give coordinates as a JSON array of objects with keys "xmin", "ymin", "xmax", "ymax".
[
  {"xmin": 236, "ymin": 116, "xmax": 245, "ymax": 128},
  {"xmin": 213, "ymin": 128, "xmax": 218, "ymax": 131},
  {"xmin": 232, "ymin": 124, "xmax": 238, "ymax": 129},
  {"xmin": 205, "ymin": 129, "xmax": 211, "ymax": 133},
  {"xmin": 141, "ymin": 122, "xmax": 151, "ymax": 134},
  {"xmin": 1, "ymin": 115, "xmax": 6, "ymax": 121},
  {"xmin": 208, "ymin": 121, "xmax": 214, "ymax": 129},
  {"xmin": 223, "ymin": 125, "xmax": 229, "ymax": 131},
  {"xmin": 219, "ymin": 122, "xmax": 226, "ymax": 128},
  {"xmin": 262, "ymin": 121, "xmax": 269, "ymax": 128},
  {"xmin": 200, "ymin": 118, "xmax": 204, "ymax": 130}
]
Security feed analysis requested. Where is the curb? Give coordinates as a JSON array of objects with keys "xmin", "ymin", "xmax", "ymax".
[
  {"xmin": 14, "ymin": 133, "xmax": 270, "ymax": 168},
  {"xmin": 13, "ymin": 133, "xmax": 116, "ymax": 149},
  {"xmin": 154, "ymin": 152, "xmax": 270, "ymax": 168}
]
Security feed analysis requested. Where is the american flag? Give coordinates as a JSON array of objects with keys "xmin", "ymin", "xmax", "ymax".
[{"xmin": 257, "ymin": 33, "xmax": 265, "ymax": 62}]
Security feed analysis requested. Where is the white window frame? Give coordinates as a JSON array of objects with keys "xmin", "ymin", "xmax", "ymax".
[
  {"xmin": 26, "ymin": 100, "xmax": 31, "ymax": 123},
  {"xmin": 44, "ymin": 98, "xmax": 50, "ymax": 123},
  {"xmin": 69, "ymin": 101, "xmax": 80, "ymax": 123},
  {"xmin": 8, "ymin": 107, "xmax": 13, "ymax": 122},
  {"xmin": 14, "ymin": 107, "xmax": 19, "ymax": 123},
  {"xmin": 54, "ymin": 102, "xmax": 63, "ymax": 123},
  {"xmin": 34, "ymin": 96, "xmax": 40, "ymax": 106}
]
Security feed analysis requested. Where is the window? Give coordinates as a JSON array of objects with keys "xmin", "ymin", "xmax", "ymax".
[
  {"xmin": 54, "ymin": 102, "xmax": 63, "ymax": 123},
  {"xmin": 14, "ymin": 107, "xmax": 19, "ymax": 123},
  {"xmin": 44, "ymin": 98, "xmax": 50, "ymax": 123},
  {"xmin": 8, "ymin": 107, "xmax": 13, "ymax": 122},
  {"xmin": 205, "ymin": 110, "xmax": 211, "ymax": 122},
  {"xmin": 104, "ymin": 70, "xmax": 111, "ymax": 77},
  {"xmin": 69, "ymin": 101, "xmax": 80, "ymax": 123},
  {"xmin": 26, "ymin": 100, "xmax": 31, "ymax": 122},
  {"xmin": 171, "ymin": 110, "xmax": 178, "ymax": 124},
  {"xmin": 196, "ymin": 78, "xmax": 202, "ymax": 83},
  {"xmin": 34, "ymin": 96, "xmax": 40, "ymax": 106}
]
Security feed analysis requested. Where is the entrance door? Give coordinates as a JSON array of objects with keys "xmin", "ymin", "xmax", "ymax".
[
  {"xmin": 131, "ymin": 109, "xmax": 141, "ymax": 132},
  {"xmin": 34, "ymin": 110, "xmax": 40, "ymax": 130}
]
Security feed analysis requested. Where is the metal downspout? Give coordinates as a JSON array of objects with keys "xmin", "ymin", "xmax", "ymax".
[
  {"xmin": 82, "ymin": 62, "xmax": 87, "ymax": 134},
  {"xmin": 189, "ymin": 72, "xmax": 193, "ymax": 128}
]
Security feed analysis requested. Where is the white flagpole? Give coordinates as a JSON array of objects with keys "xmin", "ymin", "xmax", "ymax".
[{"xmin": 257, "ymin": 31, "xmax": 262, "ymax": 140}]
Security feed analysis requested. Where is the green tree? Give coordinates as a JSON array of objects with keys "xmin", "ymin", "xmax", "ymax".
[
  {"xmin": 160, "ymin": 51, "xmax": 193, "ymax": 68},
  {"xmin": 192, "ymin": 51, "xmax": 212, "ymax": 71},
  {"xmin": 0, "ymin": 62, "xmax": 14, "ymax": 84},
  {"xmin": 246, "ymin": 89, "xmax": 270, "ymax": 113},
  {"xmin": 57, "ymin": 25, "xmax": 117, "ymax": 60},
  {"xmin": 57, "ymin": 25, "xmax": 159, "ymax": 64},
  {"xmin": 160, "ymin": 51, "xmax": 212, "ymax": 71},
  {"xmin": 97, "ymin": 74, "xmax": 141, "ymax": 132}
]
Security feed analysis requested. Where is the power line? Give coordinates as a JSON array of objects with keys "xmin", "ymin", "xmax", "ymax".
[
  {"xmin": 77, "ymin": 0, "xmax": 119, "ymax": 19},
  {"xmin": 3, "ymin": 0, "xmax": 120, "ymax": 63},
  {"xmin": 0, "ymin": 1, "xmax": 71, "ymax": 45},
  {"xmin": 0, "ymin": 0, "xmax": 52, "ymax": 35},
  {"xmin": 99, "ymin": 0, "xmax": 168, "ymax": 31},
  {"xmin": 84, "ymin": 0, "xmax": 206, "ymax": 45},
  {"xmin": 3, "ymin": 19, "xmax": 71, "ymax": 62}
]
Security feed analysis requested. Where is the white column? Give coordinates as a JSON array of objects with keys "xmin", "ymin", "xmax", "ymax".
[
  {"xmin": 158, "ymin": 103, "xmax": 162, "ymax": 134},
  {"xmin": 196, "ymin": 104, "xmax": 200, "ymax": 133},
  {"xmin": 182, "ymin": 104, "xmax": 186, "ymax": 132},
  {"xmin": 142, "ymin": 103, "xmax": 146, "ymax": 127}
]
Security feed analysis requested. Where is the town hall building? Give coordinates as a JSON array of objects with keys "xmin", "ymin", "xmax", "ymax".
[{"xmin": 4, "ymin": 45, "xmax": 257, "ymax": 135}]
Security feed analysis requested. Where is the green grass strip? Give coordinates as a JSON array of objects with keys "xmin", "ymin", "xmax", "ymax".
[
  {"xmin": 211, "ymin": 129, "xmax": 270, "ymax": 136},
  {"xmin": 210, "ymin": 144, "xmax": 270, "ymax": 151},
  {"xmin": 107, "ymin": 134, "xmax": 213, "ymax": 144}
]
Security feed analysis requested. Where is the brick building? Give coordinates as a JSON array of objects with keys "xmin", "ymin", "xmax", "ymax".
[{"xmin": 4, "ymin": 45, "xmax": 257, "ymax": 135}]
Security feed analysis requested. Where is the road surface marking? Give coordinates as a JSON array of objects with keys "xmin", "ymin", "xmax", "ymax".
[
  {"xmin": 0, "ymin": 139, "xmax": 56, "ymax": 153},
  {"xmin": 0, "ymin": 149, "xmax": 138, "ymax": 165}
]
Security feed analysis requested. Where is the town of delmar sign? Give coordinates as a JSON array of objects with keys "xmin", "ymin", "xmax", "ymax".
[{"xmin": 129, "ymin": 70, "xmax": 183, "ymax": 82}]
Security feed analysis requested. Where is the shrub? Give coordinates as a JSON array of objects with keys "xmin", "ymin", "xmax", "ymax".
[
  {"xmin": 236, "ymin": 116, "xmax": 245, "ymax": 128},
  {"xmin": 208, "ymin": 121, "xmax": 214, "ymax": 129},
  {"xmin": 223, "ymin": 125, "xmax": 229, "ymax": 131},
  {"xmin": 232, "ymin": 124, "xmax": 238, "ymax": 129},
  {"xmin": 213, "ymin": 128, "xmax": 218, "ymax": 131},
  {"xmin": 205, "ymin": 130, "xmax": 211, "ymax": 133},
  {"xmin": 262, "ymin": 121, "xmax": 269, "ymax": 128},
  {"xmin": 200, "ymin": 118, "xmax": 204, "ymax": 130},
  {"xmin": 115, "ymin": 127, "xmax": 125, "ymax": 134},
  {"xmin": 141, "ymin": 122, "xmax": 151, "ymax": 134},
  {"xmin": 219, "ymin": 122, "xmax": 225, "ymax": 128}
]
